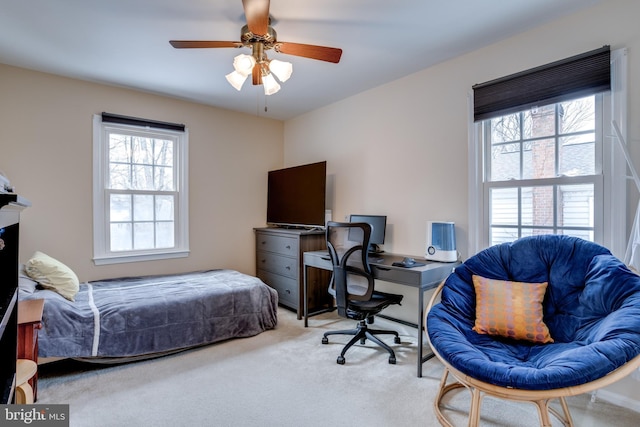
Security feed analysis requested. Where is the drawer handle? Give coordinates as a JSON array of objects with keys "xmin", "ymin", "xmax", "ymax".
[
  {"xmin": 285, "ymin": 266, "xmax": 291, "ymax": 270},
  {"xmin": 285, "ymin": 245, "xmax": 291, "ymax": 249},
  {"xmin": 261, "ymin": 259, "xmax": 266, "ymax": 263},
  {"xmin": 285, "ymin": 289, "xmax": 291, "ymax": 294}
]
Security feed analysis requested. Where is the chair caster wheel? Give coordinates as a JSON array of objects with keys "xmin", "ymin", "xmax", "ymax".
[
  {"xmin": 389, "ymin": 357, "xmax": 396, "ymax": 364},
  {"xmin": 337, "ymin": 356, "xmax": 345, "ymax": 365},
  {"xmin": 360, "ymin": 338, "xmax": 366, "ymax": 345},
  {"xmin": 322, "ymin": 337, "xmax": 328, "ymax": 344},
  {"xmin": 394, "ymin": 337, "xmax": 401, "ymax": 344}
]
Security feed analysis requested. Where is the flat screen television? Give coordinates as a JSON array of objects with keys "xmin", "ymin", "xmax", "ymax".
[{"xmin": 267, "ymin": 161, "xmax": 327, "ymax": 228}]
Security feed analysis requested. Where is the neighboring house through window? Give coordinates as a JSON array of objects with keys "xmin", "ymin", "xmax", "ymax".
[
  {"xmin": 93, "ymin": 113, "xmax": 189, "ymax": 265},
  {"xmin": 468, "ymin": 47, "xmax": 628, "ymax": 258}
]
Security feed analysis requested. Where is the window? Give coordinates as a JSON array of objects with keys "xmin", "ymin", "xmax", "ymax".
[
  {"xmin": 469, "ymin": 47, "xmax": 628, "ymax": 257},
  {"xmin": 483, "ymin": 96, "xmax": 602, "ymax": 245},
  {"xmin": 93, "ymin": 114, "xmax": 189, "ymax": 265}
]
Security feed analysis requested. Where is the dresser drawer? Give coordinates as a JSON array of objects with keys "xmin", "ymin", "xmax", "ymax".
[
  {"xmin": 256, "ymin": 251, "xmax": 298, "ymax": 279},
  {"xmin": 256, "ymin": 233, "xmax": 299, "ymax": 256},
  {"xmin": 257, "ymin": 270, "xmax": 298, "ymax": 308}
]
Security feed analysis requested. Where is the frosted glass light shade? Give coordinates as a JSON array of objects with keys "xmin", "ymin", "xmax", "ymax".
[
  {"xmin": 269, "ymin": 60, "xmax": 293, "ymax": 82},
  {"xmin": 233, "ymin": 54, "xmax": 256, "ymax": 76},
  {"xmin": 226, "ymin": 71, "xmax": 248, "ymax": 91},
  {"xmin": 262, "ymin": 73, "xmax": 281, "ymax": 95}
]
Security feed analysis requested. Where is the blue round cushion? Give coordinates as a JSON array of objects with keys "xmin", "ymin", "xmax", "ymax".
[{"xmin": 427, "ymin": 235, "xmax": 640, "ymax": 390}]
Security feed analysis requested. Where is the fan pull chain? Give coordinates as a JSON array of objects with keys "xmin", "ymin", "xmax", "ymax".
[{"xmin": 255, "ymin": 89, "xmax": 268, "ymax": 115}]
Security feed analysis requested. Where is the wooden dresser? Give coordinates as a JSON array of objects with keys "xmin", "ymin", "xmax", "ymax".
[{"xmin": 254, "ymin": 227, "xmax": 332, "ymax": 319}]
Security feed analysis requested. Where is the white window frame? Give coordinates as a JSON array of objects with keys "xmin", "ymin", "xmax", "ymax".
[
  {"xmin": 468, "ymin": 48, "xmax": 627, "ymax": 258},
  {"xmin": 92, "ymin": 114, "xmax": 189, "ymax": 265}
]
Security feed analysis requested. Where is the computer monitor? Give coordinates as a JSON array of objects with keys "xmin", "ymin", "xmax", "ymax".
[{"xmin": 348, "ymin": 214, "xmax": 387, "ymax": 254}]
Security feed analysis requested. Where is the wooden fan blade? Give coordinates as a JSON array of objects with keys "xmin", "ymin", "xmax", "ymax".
[
  {"xmin": 275, "ymin": 42, "xmax": 342, "ymax": 63},
  {"xmin": 169, "ymin": 40, "xmax": 242, "ymax": 49},
  {"xmin": 243, "ymin": 0, "xmax": 270, "ymax": 35},
  {"xmin": 252, "ymin": 63, "xmax": 262, "ymax": 85}
]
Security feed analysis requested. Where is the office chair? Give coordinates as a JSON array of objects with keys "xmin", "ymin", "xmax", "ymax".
[{"xmin": 322, "ymin": 221, "xmax": 403, "ymax": 364}]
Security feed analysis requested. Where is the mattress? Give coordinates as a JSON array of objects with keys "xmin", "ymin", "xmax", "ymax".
[{"xmin": 19, "ymin": 269, "xmax": 278, "ymax": 359}]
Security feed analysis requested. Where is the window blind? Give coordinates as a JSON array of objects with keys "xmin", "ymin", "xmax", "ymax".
[
  {"xmin": 101, "ymin": 112, "xmax": 185, "ymax": 132},
  {"xmin": 472, "ymin": 45, "xmax": 610, "ymax": 122}
]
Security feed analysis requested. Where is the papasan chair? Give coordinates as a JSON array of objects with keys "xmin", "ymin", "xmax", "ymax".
[{"xmin": 426, "ymin": 235, "xmax": 640, "ymax": 427}]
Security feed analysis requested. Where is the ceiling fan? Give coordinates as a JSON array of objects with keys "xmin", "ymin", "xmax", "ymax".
[{"xmin": 169, "ymin": 0, "xmax": 343, "ymax": 95}]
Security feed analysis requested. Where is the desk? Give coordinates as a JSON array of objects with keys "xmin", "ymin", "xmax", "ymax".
[
  {"xmin": 303, "ymin": 250, "xmax": 459, "ymax": 377},
  {"xmin": 18, "ymin": 299, "xmax": 44, "ymax": 401}
]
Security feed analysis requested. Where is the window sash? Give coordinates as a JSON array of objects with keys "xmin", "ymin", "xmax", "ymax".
[
  {"xmin": 485, "ymin": 176, "xmax": 602, "ymax": 246},
  {"xmin": 482, "ymin": 95, "xmax": 603, "ymax": 247},
  {"xmin": 106, "ymin": 190, "xmax": 177, "ymax": 251},
  {"xmin": 107, "ymin": 130, "xmax": 178, "ymax": 192},
  {"xmin": 484, "ymin": 96, "xmax": 602, "ymax": 180}
]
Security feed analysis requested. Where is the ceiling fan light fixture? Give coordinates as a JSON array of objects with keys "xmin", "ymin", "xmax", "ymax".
[
  {"xmin": 232, "ymin": 54, "xmax": 256, "ymax": 76},
  {"xmin": 262, "ymin": 72, "xmax": 281, "ymax": 95},
  {"xmin": 170, "ymin": 0, "xmax": 343, "ymax": 101},
  {"xmin": 225, "ymin": 70, "xmax": 248, "ymax": 91},
  {"xmin": 268, "ymin": 59, "xmax": 293, "ymax": 82}
]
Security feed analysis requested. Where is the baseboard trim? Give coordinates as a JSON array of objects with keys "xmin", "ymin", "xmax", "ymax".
[{"xmin": 594, "ymin": 389, "xmax": 640, "ymax": 413}]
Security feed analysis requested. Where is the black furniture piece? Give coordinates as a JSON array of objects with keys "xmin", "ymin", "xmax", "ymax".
[
  {"xmin": 322, "ymin": 221, "xmax": 403, "ymax": 364},
  {"xmin": 0, "ymin": 193, "xmax": 30, "ymax": 403}
]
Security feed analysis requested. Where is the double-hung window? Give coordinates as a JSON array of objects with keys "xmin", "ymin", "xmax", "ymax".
[
  {"xmin": 93, "ymin": 113, "xmax": 189, "ymax": 265},
  {"xmin": 484, "ymin": 95, "xmax": 602, "ymax": 245},
  {"xmin": 469, "ymin": 46, "xmax": 628, "ymax": 257}
]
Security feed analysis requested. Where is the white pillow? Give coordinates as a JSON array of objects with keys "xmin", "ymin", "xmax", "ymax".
[{"xmin": 25, "ymin": 251, "xmax": 79, "ymax": 301}]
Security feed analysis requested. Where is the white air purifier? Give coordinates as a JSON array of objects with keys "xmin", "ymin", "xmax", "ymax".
[{"xmin": 425, "ymin": 221, "xmax": 457, "ymax": 262}]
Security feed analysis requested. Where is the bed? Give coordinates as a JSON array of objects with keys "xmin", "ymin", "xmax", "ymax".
[{"xmin": 18, "ymin": 268, "xmax": 278, "ymax": 360}]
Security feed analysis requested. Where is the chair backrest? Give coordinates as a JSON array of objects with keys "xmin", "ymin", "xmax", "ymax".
[{"xmin": 326, "ymin": 221, "xmax": 375, "ymax": 317}]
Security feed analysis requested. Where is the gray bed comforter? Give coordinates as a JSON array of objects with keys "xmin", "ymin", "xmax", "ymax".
[{"xmin": 19, "ymin": 270, "xmax": 278, "ymax": 358}]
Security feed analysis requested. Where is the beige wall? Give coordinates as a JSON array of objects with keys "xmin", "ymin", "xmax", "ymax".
[
  {"xmin": 285, "ymin": 0, "xmax": 640, "ymax": 261},
  {"xmin": 283, "ymin": 0, "xmax": 640, "ymax": 404},
  {"xmin": 0, "ymin": 64, "xmax": 284, "ymax": 281}
]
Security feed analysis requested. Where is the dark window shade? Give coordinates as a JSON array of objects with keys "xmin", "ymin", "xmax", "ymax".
[
  {"xmin": 101, "ymin": 112, "xmax": 185, "ymax": 132},
  {"xmin": 473, "ymin": 46, "xmax": 610, "ymax": 122}
]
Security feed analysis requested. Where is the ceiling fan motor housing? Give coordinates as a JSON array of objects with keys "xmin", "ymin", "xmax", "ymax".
[{"xmin": 241, "ymin": 24, "xmax": 277, "ymax": 50}]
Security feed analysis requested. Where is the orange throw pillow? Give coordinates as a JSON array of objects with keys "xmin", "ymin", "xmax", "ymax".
[{"xmin": 472, "ymin": 275, "xmax": 553, "ymax": 344}]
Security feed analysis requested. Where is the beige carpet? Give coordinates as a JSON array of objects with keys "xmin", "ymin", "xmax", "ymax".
[{"xmin": 37, "ymin": 308, "xmax": 639, "ymax": 427}]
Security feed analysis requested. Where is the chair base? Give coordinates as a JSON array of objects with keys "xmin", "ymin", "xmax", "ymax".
[
  {"xmin": 434, "ymin": 367, "xmax": 574, "ymax": 427},
  {"xmin": 322, "ymin": 319, "xmax": 401, "ymax": 364}
]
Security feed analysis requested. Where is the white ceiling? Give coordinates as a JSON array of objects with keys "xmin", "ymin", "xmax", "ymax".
[{"xmin": 0, "ymin": 0, "xmax": 602, "ymax": 121}]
